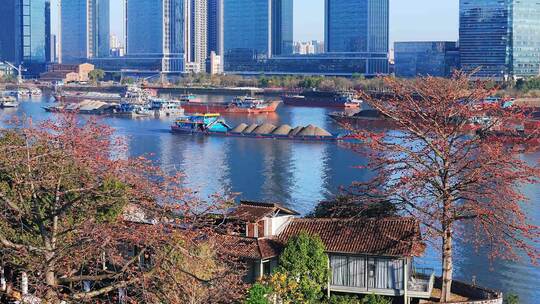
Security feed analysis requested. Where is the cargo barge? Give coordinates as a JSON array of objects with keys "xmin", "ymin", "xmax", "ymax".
[
  {"xmin": 283, "ymin": 90, "xmax": 362, "ymax": 108},
  {"xmin": 54, "ymin": 91, "xmax": 122, "ymax": 103},
  {"xmin": 328, "ymin": 109, "xmax": 396, "ymax": 129},
  {"xmin": 171, "ymin": 113, "xmax": 342, "ymax": 141},
  {"xmin": 179, "ymin": 95, "xmax": 280, "ymax": 114}
]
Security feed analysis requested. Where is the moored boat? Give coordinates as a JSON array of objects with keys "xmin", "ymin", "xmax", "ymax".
[
  {"xmin": 44, "ymin": 100, "xmax": 118, "ymax": 115},
  {"xmin": 114, "ymin": 103, "xmax": 153, "ymax": 117},
  {"xmin": 283, "ymin": 90, "xmax": 362, "ymax": 108},
  {"xmin": 171, "ymin": 113, "xmax": 341, "ymax": 141},
  {"xmin": 0, "ymin": 96, "xmax": 20, "ymax": 108},
  {"xmin": 328, "ymin": 109, "xmax": 396, "ymax": 129},
  {"xmin": 179, "ymin": 95, "xmax": 280, "ymax": 114},
  {"xmin": 150, "ymin": 98, "xmax": 185, "ymax": 118}
]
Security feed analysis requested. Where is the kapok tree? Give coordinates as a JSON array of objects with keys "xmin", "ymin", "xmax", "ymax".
[
  {"xmin": 0, "ymin": 114, "xmax": 243, "ymax": 303},
  {"xmin": 350, "ymin": 73, "xmax": 540, "ymax": 302}
]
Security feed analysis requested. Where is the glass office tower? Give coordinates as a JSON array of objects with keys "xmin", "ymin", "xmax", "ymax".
[
  {"xmin": 207, "ymin": 0, "xmax": 223, "ymax": 56},
  {"xmin": 512, "ymin": 0, "xmax": 540, "ymax": 77},
  {"xmin": 61, "ymin": 0, "xmax": 109, "ymax": 63},
  {"xmin": 325, "ymin": 0, "xmax": 389, "ymax": 74},
  {"xmin": 460, "ymin": 0, "xmax": 540, "ymax": 79},
  {"xmin": 223, "ymin": 0, "xmax": 293, "ymax": 70},
  {"xmin": 0, "ymin": 0, "xmax": 49, "ymax": 75},
  {"xmin": 125, "ymin": 0, "xmax": 185, "ymax": 73},
  {"xmin": 394, "ymin": 41, "xmax": 460, "ymax": 78}
]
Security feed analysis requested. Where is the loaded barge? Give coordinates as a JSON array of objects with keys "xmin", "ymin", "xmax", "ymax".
[
  {"xmin": 179, "ymin": 95, "xmax": 280, "ymax": 114},
  {"xmin": 171, "ymin": 114, "xmax": 342, "ymax": 141}
]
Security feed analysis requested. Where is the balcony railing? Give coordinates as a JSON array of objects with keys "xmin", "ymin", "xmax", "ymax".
[{"xmin": 408, "ymin": 267, "xmax": 435, "ymax": 298}]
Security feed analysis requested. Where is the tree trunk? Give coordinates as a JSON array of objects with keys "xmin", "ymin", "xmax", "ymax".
[{"xmin": 440, "ymin": 226, "xmax": 453, "ymax": 303}]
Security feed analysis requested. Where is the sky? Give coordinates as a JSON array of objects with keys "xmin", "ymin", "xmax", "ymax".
[{"xmin": 52, "ymin": 0, "xmax": 459, "ymax": 48}]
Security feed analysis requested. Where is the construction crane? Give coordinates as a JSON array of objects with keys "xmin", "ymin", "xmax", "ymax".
[{"xmin": 2, "ymin": 61, "xmax": 26, "ymax": 85}]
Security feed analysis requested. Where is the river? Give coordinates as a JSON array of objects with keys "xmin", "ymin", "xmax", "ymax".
[{"xmin": 3, "ymin": 94, "xmax": 539, "ymax": 303}]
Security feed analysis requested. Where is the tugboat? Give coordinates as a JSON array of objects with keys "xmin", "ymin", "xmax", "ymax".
[
  {"xmin": 172, "ymin": 113, "xmax": 341, "ymax": 141},
  {"xmin": 283, "ymin": 90, "xmax": 362, "ymax": 108},
  {"xmin": 179, "ymin": 95, "xmax": 280, "ymax": 114},
  {"xmin": 0, "ymin": 96, "xmax": 20, "ymax": 108},
  {"xmin": 115, "ymin": 103, "xmax": 153, "ymax": 118}
]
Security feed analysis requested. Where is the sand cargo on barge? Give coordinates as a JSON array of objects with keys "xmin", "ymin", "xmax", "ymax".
[{"xmin": 171, "ymin": 113, "xmax": 342, "ymax": 141}]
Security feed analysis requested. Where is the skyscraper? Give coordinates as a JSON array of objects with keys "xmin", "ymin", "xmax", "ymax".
[
  {"xmin": 460, "ymin": 0, "xmax": 540, "ymax": 79},
  {"xmin": 223, "ymin": 0, "xmax": 293, "ymax": 70},
  {"xmin": 207, "ymin": 0, "xmax": 223, "ymax": 56},
  {"xmin": 0, "ymin": 0, "xmax": 50, "ymax": 75},
  {"xmin": 61, "ymin": 0, "xmax": 110, "ymax": 63},
  {"xmin": 186, "ymin": 0, "xmax": 208, "ymax": 72},
  {"xmin": 125, "ymin": 0, "xmax": 186, "ymax": 73},
  {"xmin": 324, "ymin": 0, "xmax": 389, "ymax": 74}
]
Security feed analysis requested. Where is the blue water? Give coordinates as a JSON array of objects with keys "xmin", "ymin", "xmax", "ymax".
[{"xmin": 5, "ymin": 94, "xmax": 539, "ymax": 303}]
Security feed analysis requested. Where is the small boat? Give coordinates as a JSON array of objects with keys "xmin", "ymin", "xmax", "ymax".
[
  {"xmin": 0, "ymin": 96, "xmax": 19, "ymax": 108},
  {"xmin": 150, "ymin": 98, "xmax": 185, "ymax": 118},
  {"xmin": 171, "ymin": 113, "xmax": 341, "ymax": 141},
  {"xmin": 30, "ymin": 88, "xmax": 42, "ymax": 96},
  {"xmin": 17, "ymin": 88, "xmax": 31, "ymax": 97},
  {"xmin": 179, "ymin": 95, "xmax": 280, "ymax": 114},
  {"xmin": 122, "ymin": 86, "xmax": 154, "ymax": 104},
  {"xmin": 283, "ymin": 90, "xmax": 362, "ymax": 108}
]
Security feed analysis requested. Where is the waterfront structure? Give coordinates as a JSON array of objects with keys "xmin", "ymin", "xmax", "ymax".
[
  {"xmin": 460, "ymin": 0, "xmax": 540, "ymax": 79},
  {"xmin": 61, "ymin": 0, "xmax": 110, "ymax": 63},
  {"xmin": 0, "ymin": 0, "xmax": 50, "ymax": 76},
  {"xmin": 324, "ymin": 0, "xmax": 389, "ymax": 74},
  {"xmin": 394, "ymin": 41, "xmax": 460, "ymax": 78},
  {"xmin": 40, "ymin": 63, "xmax": 95, "ymax": 82},
  {"xmin": 223, "ymin": 0, "xmax": 293, "ymax": 71},
  {"xmin": 221, "ymin": 201, "xmax": 434, "ymax": 301},
  {"xmin": 125, "ymin": 0, "xmax": 186, "ymax": 74}
]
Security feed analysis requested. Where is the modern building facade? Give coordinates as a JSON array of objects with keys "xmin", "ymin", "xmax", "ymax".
[
  {"xmin": 185, "ymin": 0, "xmax": 208, "ymax": 73},
  {"xmin": 460, "ymin": 0, "xmax": 540, "ymax": 79},
  {"xmin": 324, "ymin": 0, "xmax": 389, "ymax": 74},
  {"xmin": 125, "ymin": 0, "xmax": 186, "ymax": 74},
  {"xmin": 61, "ymin": 0, "xmax": 110, "ymax": 63},
  {"xmin": 394, "ymin": 41, "xmax": 460, "ymax": 78},
  {"xmin": 0, "ymin": 0, "xmax": 50, "ymax": 75},
  {"xmin": 207, "ymin": 0, "xmax": 223, "ymax": 56},
  {"xmin": 223, "ymin": 0, "xmax": 293, "ymax": 71}
]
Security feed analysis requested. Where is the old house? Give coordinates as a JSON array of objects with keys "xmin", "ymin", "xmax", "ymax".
[{"xmin": 221, "ymin": 201, "xmax": 435, "ymax": 303}]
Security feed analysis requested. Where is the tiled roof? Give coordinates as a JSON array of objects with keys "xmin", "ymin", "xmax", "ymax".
[
  {"xmin": 217, "ymin": 234, "xmax": 282, "ymax": 260},
  {"xmin": 276, "ymin": 217, "xmax": 425, "ymax": 257},
  {"xmin": 228, "ymin": 201, "xmax": 299, "ymax": 222}
]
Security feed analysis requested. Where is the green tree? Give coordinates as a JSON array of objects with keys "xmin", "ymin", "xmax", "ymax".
[
  {"xmin": 273, "ymin": 232, "xmax": 329, "ymax": 303},
  {"xmin": 327, "ymin": 295, "xmax": 362, "ymax": 304},
  {"xmin": 309, "ymin": 194, "xmax": 397, "ymax": 219},
  {"xmin": 88, "ymin": 68, "xmax": 105, "ymax": 84},
  {"xmin": 361, "ymin": 294, "xmax": 392, "ymax": 304},
  {"xmin": 504, "ymin": 293, "xmax": 520, "ymax": 304},
  {"xmin": 244, "ymin": 283, "xmax": 272, "ymax": 304}
]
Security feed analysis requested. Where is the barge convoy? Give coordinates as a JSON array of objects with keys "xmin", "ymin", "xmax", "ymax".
[{"xmin": 171, "ymin": 113, "xmax": 343, "ymax": 141}]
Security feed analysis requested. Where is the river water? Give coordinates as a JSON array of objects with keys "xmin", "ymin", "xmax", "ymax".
[{"xmin": 4, "ymin": 94, "xmax": 539, "ymax": 303}]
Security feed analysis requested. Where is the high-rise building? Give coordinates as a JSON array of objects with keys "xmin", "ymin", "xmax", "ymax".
[
  {"xmin": 394, "ymin": 41, "xmax": 460, "ymax": 78},
  {"xmin": 186, "ymin": 0, "xmax": 208, "ymax": 72},
  {"xmin": 207, "ymin": 0, "xmax": 223, "ymax": 56},
  {"xmin": 460, "ymin": 0, "xmax": 540, "ymax": 79},
  {"xmin": 125, "ymin": 0, "xmax": 186, "ymax": 73},
  {"xmin": 0, "ymin": 0, "xmax": 50, "ymax": 75},
  {"xmin": 223, "ymin": 0, "xmax": 293, "ymax": 70},
  {"xmin": 61, "ymin": 0, "xmax": 110, "ymax": 63},
  {"xmin": 324, "ymin": 0, "xmax": 389, "ymax": 74}
]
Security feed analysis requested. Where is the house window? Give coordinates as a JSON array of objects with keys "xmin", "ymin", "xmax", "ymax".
[{"xmin": 330, "ymin": 255, "xmax": 403, "ymax": 290}]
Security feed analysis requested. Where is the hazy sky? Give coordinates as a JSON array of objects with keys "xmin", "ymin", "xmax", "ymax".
[{"xmin": 52, "ymin": 0, "xmax": 459, "ymax": 47}]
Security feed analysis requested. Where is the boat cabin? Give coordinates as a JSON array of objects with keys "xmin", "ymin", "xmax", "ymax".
[
  {"xmin": 174, "ymin": 113, "xmax": 231, "ymax": 133},
  {"xmin": 220, "ymin": 201, "xmax": 434, "ymax": 303}
]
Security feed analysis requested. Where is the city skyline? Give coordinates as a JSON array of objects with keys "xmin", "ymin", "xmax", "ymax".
[{"xmin": 50, "ymin": 0, "xmax": 459, "ymax": 47}]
